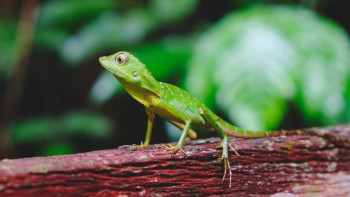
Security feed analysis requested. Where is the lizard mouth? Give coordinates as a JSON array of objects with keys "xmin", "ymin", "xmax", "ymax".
[
  {"xmin": 99, "ymin": 56, "xmax": 126, "ymax": 78},
  {"xmin": 117, "ymin": 72, "xmax": 126, "ymax": 78},
  {"xmin": 99, "ymin": 56, "xmax": 113, "ymax": 71}
]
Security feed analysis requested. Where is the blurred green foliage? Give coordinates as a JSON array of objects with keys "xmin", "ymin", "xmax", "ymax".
[
  {"xmin": 1, "ymin": 0, "xmax": 349, "ymax": 158},
  {"xmin": 35, "ymin": 0, "xmax": 197, "ymax": 64},
  {"xmin": 186, "ymin": 6, "xmax": 350, "ymax": 130},
  {"xmin": 0, "ymin": 21, "xmax": 16, "ymax": 76},
  {"xmin": 11, "ymin": 111, "xmax": 113, "ymax": 156}
]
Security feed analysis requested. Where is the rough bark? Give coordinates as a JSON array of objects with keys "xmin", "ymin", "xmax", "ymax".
[{"xmin": 1, "ymin": 125, "xmax": 350, "ymax": 197}]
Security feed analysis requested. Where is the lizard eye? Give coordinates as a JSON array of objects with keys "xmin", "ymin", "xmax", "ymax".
[{"xmin": 115, "ymin": 53, "xmax": 129, "ymax": 65}]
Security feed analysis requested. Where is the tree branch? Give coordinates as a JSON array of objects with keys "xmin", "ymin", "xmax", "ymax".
[{"xmin": 1, "ymin": 125, "xmax": 350, "ymax": 196}]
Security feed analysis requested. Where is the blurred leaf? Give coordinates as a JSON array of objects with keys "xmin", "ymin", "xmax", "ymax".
[
  {"xmin": 10, "ymin": 110, "xmax": 113, "ymax": 149},
  {"xmin": 58, "ymin": 0, "xmax": 198, "ymax": 65},
  {"xmin": 132, "ymin": 36, "xmax": 193, "ymax": 79},
  {"xmin": 60, "ymin": 10, "xmax": 156, "ymax": 64},
  {"xmin": 165, "ymin": 122, "xmax": 182, "ymax": 142},
  {"xmin": 89, "ymin": 71, "xmax": 124, "ymax": 104},
  {"xmin": 11, "ymin": 117, "xmax": 56, "ymax": 144},
  {"xmin": 344, "ymin": 79, "xmax": 350, "ymax": 123},
  {"xmin": 150, "ymin": 0, "xmax": 198, "ymax": 23},
  {"xmin": 35, "ymin": 28, "xmax": 69, "ymax": 51},
  {"xmin": 38, "ymin": 0, "xmax": 116, "ymax": 28},
  {"xmin": 186, "ymin": 6, "xmax": 350, "ymax": 130},
  {"xmin": 236, "ymin": 0, "xmax": 304, "ymax": 6},
  {"xmin": 61, "ymin": 110, "xmax": 113, "ymax": 138},
  {"xmin": 0, "ymin": 21, "xmax": 16, "ymax": 77},
  {"xmin": 41, "ymin": 141, "xmax": 75, "ymax": 156},
  {"xmin": 36, "ymin": 0, "xmax": 116, "ymax": 51}
]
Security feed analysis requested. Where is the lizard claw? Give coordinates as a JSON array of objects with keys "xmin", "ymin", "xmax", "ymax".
[
  {"xmin": 162, "ymin": 144, "xmax": 188, "ymax": 157},
  {"xmin": 218, "ymin": 156, "xmax": 232, "ymax": 188},
  {"xmin": 228, "ymin": 143, "xmax": 240, "ymax": 157}
]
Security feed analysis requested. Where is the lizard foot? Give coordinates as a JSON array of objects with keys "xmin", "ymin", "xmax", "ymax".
[
  {"xmin": 131, "ymin": 143, "xmax": 147, "ymax": 149},
  {"xmin": 218, "ymin": 156, "xmax": 232, "ymax": 188},
  {"xmin": 162, "ymin": 144, "xmax": 188, "ymax": 157},
  {"xmin": 228, "ymin": 143, "xmax": 240, "ymax": 157}
]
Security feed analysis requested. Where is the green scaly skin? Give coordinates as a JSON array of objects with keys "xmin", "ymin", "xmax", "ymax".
[{"xmin": 99, "ymin": 51, "xmax": 350, "ymax": 188}]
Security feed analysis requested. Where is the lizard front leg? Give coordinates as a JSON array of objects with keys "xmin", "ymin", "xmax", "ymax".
[
  {"xmin": 132, "ymin": 108, "xmax": 155, "ymax": 148},
  {"xmin": 164, "ymin": 120, "xmax": 192, "ymax": 156},
  {"xmin": 168, "ymin": 120, "xmax": 197, "ymax": 140}
]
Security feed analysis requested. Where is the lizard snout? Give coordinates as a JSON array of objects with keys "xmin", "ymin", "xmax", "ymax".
[{"xmin": 99, "ymin": 56, "xmax": 107, "ymax": 63}]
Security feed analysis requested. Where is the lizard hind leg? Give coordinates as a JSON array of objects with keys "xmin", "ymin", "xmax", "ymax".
[
  {"xmin": 219, "ymin": 135, "xmax": 232, "ymax": 188},
  {"xmin": 198, "ymin": 108, "xmax": 235, "ymax": 188}
]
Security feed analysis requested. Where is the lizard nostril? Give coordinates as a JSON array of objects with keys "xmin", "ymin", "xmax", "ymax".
[{"xmin": 132, "ymin": 71, "xmax": 139, "ymax": 79}]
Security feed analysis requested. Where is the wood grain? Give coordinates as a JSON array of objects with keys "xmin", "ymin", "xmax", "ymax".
[{"xmin": 1, "ymin": 125, "xmax": 350, "ymax": 196}]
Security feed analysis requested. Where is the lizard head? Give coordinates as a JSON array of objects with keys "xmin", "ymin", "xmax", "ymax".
[
  {"xmin": 99, "ymin": 51, "xmax": 161, "ymax": 102},
  {"xmin": 99, "ymin": 51, "xmax": 149, "ymax": 85}
]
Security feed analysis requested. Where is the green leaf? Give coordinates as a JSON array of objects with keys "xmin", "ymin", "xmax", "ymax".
[
  {"xmin": 11, "ymin": 117, "xmax": 56, "ymax": 144},
  {"xmin": 38, "ymin": 0, "xmax": 116, "ymax": 28},
  {"xmin": 236, "ymin": 0, "xmax": 306, "ymax": 6},
  {"xmin": 35, "ymin": 28, "xmax": 69, "ymax": 51},
  {"xmin": 0, "ymin": 21, "xmax": 16, "ymax": 77},
  {"xmin": 186, "ymin": 6, "xmax": 350, "ymax": 130},
  {"xmin": 343, "ymin": 78, "xmax": 350, "ymax": 123},
  {"xmin": 61, "ymin": 110, "xmax": 113, "ymax": 138},
  {"xmin": 36, "ymin": 0, "xmax": 116, "ymax": 51},
  {"xmin": 89, "ymin": 71, "xmax": 124, "ymax": 104},
  {"xmin": 132, "ymin": 36, "xmax": 193, "ymax": 79},
  {"xmin": 58, "ymin": 0, "xmax": 198, "ymax": 65},
  {"xmin": 10, "ymin": 111, "xmax": 113, "ymax": 146},
  {"xmin": 41, "ymin": 141, "xmax": 75, "ymax": 156},
  {"xmin": 60, "ymin": 10, "xmax": 156, "ymax": 64},
  {"xmin": 150, "ymin": 0, "xmax": 198, "ymax": 23}
]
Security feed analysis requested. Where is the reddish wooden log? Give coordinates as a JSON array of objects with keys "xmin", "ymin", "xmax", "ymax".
[{"xmin": 1, "ymin": 125, "xmax": 350, "ymax": 196}]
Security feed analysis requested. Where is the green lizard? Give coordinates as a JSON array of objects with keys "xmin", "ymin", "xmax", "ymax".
[{"xmin": 99, "ymin": 51, "xmax": 349, "ymax": 187}]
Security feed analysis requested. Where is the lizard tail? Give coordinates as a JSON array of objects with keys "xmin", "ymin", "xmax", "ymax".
[{"xmin": 218, "ymin": 119, "xmax": 350, "ymax": 148}]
